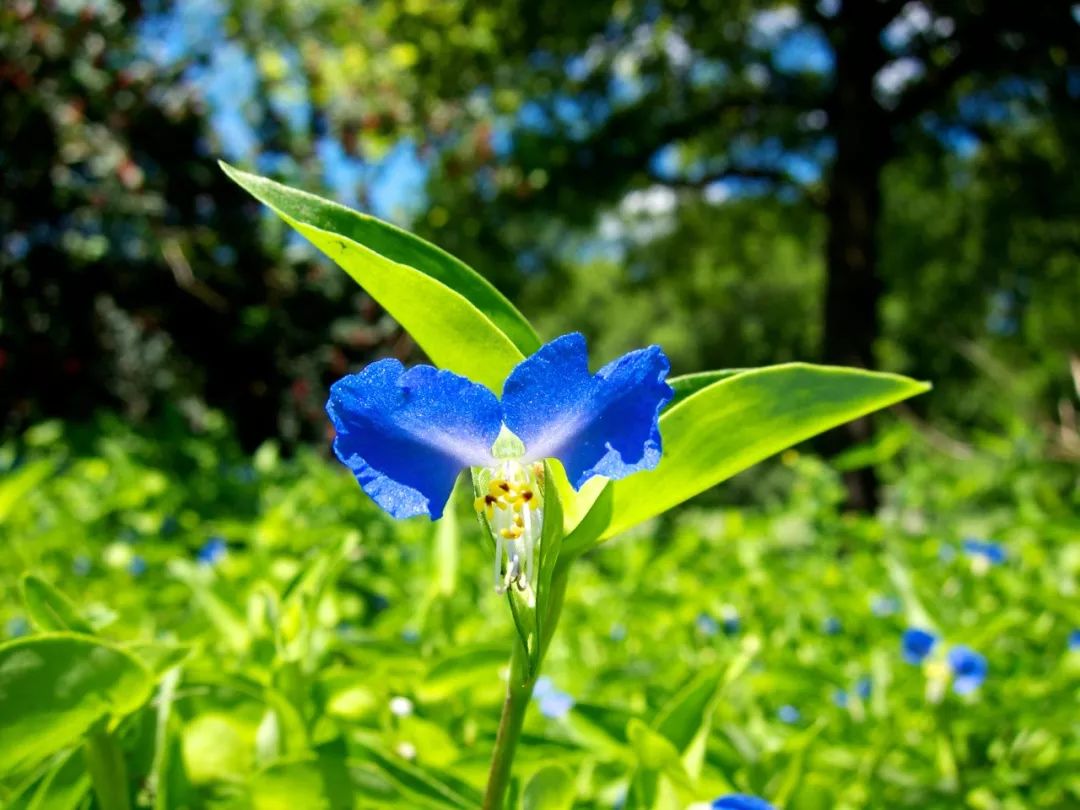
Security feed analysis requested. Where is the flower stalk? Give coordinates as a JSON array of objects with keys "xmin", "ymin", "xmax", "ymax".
[{"xmin": 482, "ymin": 560, "xmax": 572, "ymax": 810}]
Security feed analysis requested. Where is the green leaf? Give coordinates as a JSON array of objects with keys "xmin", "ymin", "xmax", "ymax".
[
  {"xmin": 21, "ymin": 576, "xmax": 94, "ymax": 635},
  {"xmin": 625, "ymin": 719, "xmax": 695, "ymax": 810},
  {"xmin": 251, "ymin": 742, "xmax": 355, "ymax": 810},
  {"xmin": 352, "ymin": 743, "xmax": 482, "ymax": 810},
  {"xmin": 653, "ymin": 666, "xmax": 723, "ymax": 757},
  {"xmin": 419, "ymin": 645, "xmax": 506, "ymax": 702},
  {"xmin": 602, "ymin": 364, "xmax": 930, "ymax": 538},
  {"xmin": 24, "ymin": 749, "xmax": 90, "ymax": 810},
  {"xmin": 0, "ymin": 459, "xmax": 53, "ymax": 524},
  {"xmin": 220, "ymin": 162, "xmax": 540, "ymax": 391},
  {"xmin": 666, "ymin": 370, "xmax": 745, "ymax": 410},
  {"xmin": 522, "ymin": 765, "xmax": 575, "ymax": 810},
  {"xmin": 0, "ymin": 634, "xmax": 153, "ymax": 776}
]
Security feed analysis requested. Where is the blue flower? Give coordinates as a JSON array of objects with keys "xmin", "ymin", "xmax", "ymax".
[
  {"xmin": 327, "ymin": 333, "xmax": 670, "ymax": 520},
  {"xmin": 197, "ymin": 536, "xmax": 228, "ymax": 566},
  {"xmin": 712, "ymin": 795, "xmax": 775, "ymax": 810},
  {"xmin": 947, "ymin": 645, "xmax": 987, "ymax": 694},
  {"xmin": 902, "ymin": 627, "xmax": 938, "ymax": 664},
  {"xmin": 834, "ymin": 677, "xmax": 872, "ymax": 709},
  {"xmin": 5, "ymin": 616, "xmax": 29, "ymax": 638},
  {"xmin": 823, "ymin": 616, "xmax": 842, "ymax": 635},
  {"xmin": 722, "ymin": 614, "xmax": 741, "ymax": 636},
  {"xmin": 533, "ymin": 676, "xmax": 574, "ymax": 720},
  {"xmin": 855, "ymin": 676, "xmax": 872, "ymax": 699},
  {"xmin": 696, "ymin": 613, "xmax": 719, "ymax": 637},
  {"xmin": 1069, "ymin": 629, "xmax": 1080, "ymax": 652},
  {"xmin": 777, "ymin": 705, "xmax": 800, "ymax": 724},
  {"xmin": 327, "ymin": 333, "xmax": 672, "ymax": 593},
  {"xmin": 871, "ymin": 595, "xmax": 900, "ymax": 616},
  {"xmin": 961, "ymin": 538, "xmax": 1006, "ymax": 567},
  {"xmin": 128, "ymin": 555, "xmax": 147, "ymax": 577}
]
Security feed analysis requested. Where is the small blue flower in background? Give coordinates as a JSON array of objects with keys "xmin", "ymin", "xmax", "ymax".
[
  {"xmin": 834, "ymin": 677, "xmax": 872, "ymax": 709},
  {"xmin": 696, "ymin": 613, "xmax": 719, "ymax": 637},
  {"xmin": 855, "ymin": 676, "xmax": 872, "ymax": 699},
  {"xmin": 871, "ymin": 595, "xmax": 900, "ymax": 616},
  {"xmin": 197, "ymin": 536, "xmax": 228, "ymax": 566},
  {"xmin": 1069, "ymin": 629, "xmax": 1080, "ymax": 652},
  {"xmin": 712, "ymin": 794, "xmax": 775, "ymax": 809},
  {"xmin": 948, "ymin": 645, "xmax": 988, "ymax": 694},
  {"xmin": 72, "ymin": 555, "xmax": 92, "ymax": 577},
  {"xmin": 721, "ymin": 606, "xmax": 741, "ymax": 636},
  {"xmin": 533, "ymin": 676, "xmax": 574, "ymax": 720},
  {"xmin": 902, "ymin": 627, "xmax": 939, "ymax": 664},
  {"xmin": 327, "ymin": 333, "xmax": 672, "ymax": 594},
  {"xmin": 961, "ymin": 538, "xmax": 1006, "ymax": 574},
  {"xmin": 610, "ymin": 622, "xmax": 627, "ymax": 641},
  {"xmin": 823, "ymin": 616, "xmax": 843, "ymax": 635},
  {"xmin": 5, "ymin": 616, "xmax": 29, "ymax": 638},
  {"xmin": 777, "ymin": 705, "xmax": 800, "ymax": 724},
  {"xmin": 128, "ymin": 555, "xmax": 147, "ymax": 577}
]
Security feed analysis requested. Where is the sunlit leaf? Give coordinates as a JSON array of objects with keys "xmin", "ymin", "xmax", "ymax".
[
  {"xmin": 21, "ymin": 576, "xmax": 94, "ymax": 635},
  {"xmin": 602, "ymin": 364, "xmax": 930, "ymax": 538},
  {"xmin": 522, "ymin": 765, "xmax": 575, "ymax": 810},
  {"xmin": 220, "ymin": 162, "xmax": 540, "ymax": 392},
  {"xmin": 0, "ymin": 634, "xmax": 153, "ymax": 776}
]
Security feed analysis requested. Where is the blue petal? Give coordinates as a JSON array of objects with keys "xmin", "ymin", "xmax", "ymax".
[
  {"xmin": 712, "ymin": 796, "xmax": 776, "ymax": 810},
  {"xmin": 901, "ymin": 627, "xmax": 938, "ymax": 664},
  {"xmin": 948, "ymin": 645, "xmax": 987, "ymax": 694},
  {"xmin": 501, "ymin": 333, "xmax": 673, "ymax": 488},
  {"xmin": 327, "ymin": 360, "xmax": 502, "ymax": 520},
  {"xmin": 961, "ymin": 538, "xmax": 1007, "ymax": 564}
]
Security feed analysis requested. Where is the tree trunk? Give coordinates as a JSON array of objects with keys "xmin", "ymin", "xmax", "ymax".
[{"xmin": 822, "ymin": 4, "xmax": 891, "ymax": 511}]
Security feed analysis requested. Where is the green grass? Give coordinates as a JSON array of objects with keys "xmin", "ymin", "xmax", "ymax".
[{"xmin": 1, "ymin": 418, "xmax": 1077, "ymax": 809}]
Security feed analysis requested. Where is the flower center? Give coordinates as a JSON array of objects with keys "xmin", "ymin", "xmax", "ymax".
[{"xmin": 473, "ymin": 457, "xmax": 545, "ymax": 600}]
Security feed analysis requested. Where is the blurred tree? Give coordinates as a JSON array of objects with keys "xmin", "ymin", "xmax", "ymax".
[{"xmin": 405, "ymin": 0, "xmax": 1078, "ymax": 508}]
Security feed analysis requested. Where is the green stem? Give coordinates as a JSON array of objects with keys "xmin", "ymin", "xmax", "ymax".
[
  {"xmin": 84, "ymin": 725, "xmax": 131, "ymax": 810},
  {"xmin": 482, "ymin": 564, "xmax": 572, "ymax": 810}
]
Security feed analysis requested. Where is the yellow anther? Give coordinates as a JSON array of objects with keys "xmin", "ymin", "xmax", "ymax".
[
  {"xmin": 532, "ymin": 462, "xmax": 545, "ymax": 480},
  {"xmin": 500, "ymin": 525, "xmax": 524, "ymax": 539},
  {"xmin": 474, "ymin": 493, "xmax": 499, "ymax": 520},
  {"xmin": 513, "ymin": 513, "xmax": 524, "ymax": 527},
  {"xmin": 489, "ymin": 479, "xmax": 512, "ymax": 497}
]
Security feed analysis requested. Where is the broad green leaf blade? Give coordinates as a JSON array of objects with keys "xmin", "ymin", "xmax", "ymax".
[
  {"xmin": 603, "ymin": 364, "xmax": 930, "ymax": 539},
  {"xmin": 21, "ymin": 575, "xmax": 94, "ymax": 635},
  {"xmin": 0, "ymin": 634, "xmax": 153, "ymax": 776},
  {"xmin": 220, "ymin": 162, "xmax": 540, "ymax": 391},
  {"xmin": 666, "ymin": 370, "xmax": 746, "ymax": 410},
  {"xmin": 522, "ymin": 765, "xmax": 575, "ymax": 810}
]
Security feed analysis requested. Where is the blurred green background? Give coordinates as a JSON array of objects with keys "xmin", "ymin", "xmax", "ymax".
[{"xmin": 1, "ymin": 1, "xmax": 1078, "ymax": 808}]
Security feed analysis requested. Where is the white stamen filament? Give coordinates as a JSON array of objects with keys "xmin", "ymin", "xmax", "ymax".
[{"xmin": 475, "ymin": 457, "xmax": 544, "ymax": 605}]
